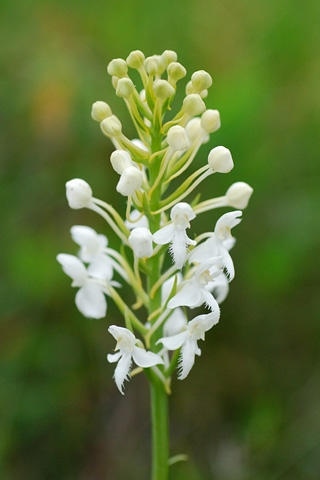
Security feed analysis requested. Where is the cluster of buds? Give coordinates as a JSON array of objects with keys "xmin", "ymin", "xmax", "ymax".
[{"xmin": 58, "ymin": 50, "xmax": 253, "ymax": 394}]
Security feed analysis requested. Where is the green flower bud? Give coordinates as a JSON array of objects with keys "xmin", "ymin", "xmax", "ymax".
[
  {"xmin": 100, "ymin": 115, "xmax": 122, "ymax": 137},
  {"xmin": 91, "ymin": 101, "xmax": 112, "ymax": 122},
  {"xmin": 126, "ymin": 50, "xmax": 145, "ymax": 69},
  {"xmin": 183, "ymin": 94, "xmax": 206, "ymax": 116},
  {"xmin": 144, "ymin": 55, "xmax": 159, "ymax": 75},
  {"xmin": 191, "ymin": 70, "xmax": 212, "ymax": 92},
  {"xmin": 201, "ymin": 109, "xmax": 221, "ymax": 133},
  {"xmin": 116, "ymin": 78, "xmax": 134, "ymax": 98},
  {"xmin": 161, "ymin": 50, "xmax": 178, "ymax": 67},
  {"xmin": 185, "ymin": 81, "xmax": 194, "ymax": 96},
  {"xmin": 153, "ymin": 79, "xmax": 175, "ymax": 99},
  {"xmin": 107, "ymin": 58, "xmax": 128, "ymax": 78},
  {"xmin": 167, "ymin": 62, "xmax": 187, "ymax": 82},
  {"xmin": 167, "ymin": 125, "xmax": 190, "ymax": 151}
]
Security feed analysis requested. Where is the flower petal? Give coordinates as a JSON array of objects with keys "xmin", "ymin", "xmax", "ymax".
[
  {"xmin": 178, "ymin": 339, "xmax": 197, "ymax": 380},
  {"xmin": 107, "ymin": 351, "xmax": 122, "ymax": 363},
  {"xmin": 108, "ymin": 325, "xmax": 136, "ymax": 342},
  {"xmin": 114, "ymin": 352, "xmax": 132, "ymax": 394},
  {"xmin": 57, "ymin": 253, "xmax": 87, "ymax": 286},
  {"xmin": 207, "ymin": 273, "xmax": 229, "ymax": 303},
  {"xmin": 75, "ymin": 283, "xmax": 107, "ymax": 318},
  {"xmin": 157, "ymin": 331, "xmax": 188, "ymax": 350},
  {"xmin": 214, "ymin": 211, "xmax": 242, "ymax": 241},
  {"xmin": 168, "ymin": 281, "xmax": 202, "ymax": 309},
  {"xmin": 71, "ymin": 225, "xmax": 108, "ymax": 261},
  {"xmin": 152, "ymin": 224, "xmax": 175, "ymax": 245},
  {"xmin": 88, "ymin": 254, "xmax": 113, "ymax": 281},
  {"xmin": 201, "ymin": 288, "xmax": 220, "ymax": 314},
  {"xmin": 163, "ymin": 308, "xmax": 187, "ymax": 337},
  {"xmin": 132, "ymin": 347, "xmax": 164, "ymax": 368}
]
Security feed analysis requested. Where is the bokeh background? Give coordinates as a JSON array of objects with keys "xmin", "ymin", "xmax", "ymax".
[{"xmin": 1, "ymin": 0, "xmax": 320, "ymax": 479}]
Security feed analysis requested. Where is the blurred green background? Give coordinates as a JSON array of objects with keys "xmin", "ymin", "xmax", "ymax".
[{"xmin": 1, "ymin": 0, "xmax": 320, "ymax": 478}]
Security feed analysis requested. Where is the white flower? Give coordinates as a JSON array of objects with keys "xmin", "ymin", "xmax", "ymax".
[
  {"xmin": 167, "ymin": 261, "xmax": 222, "ymax": 312},
  {"xmin": 157, "ymin": 311, "xmax": 219, "ymax": 379},
  {"xmin": 189, "ymin": 211, "xmax": 242, "ymax": 281},
  {"xmin": 57, "ymin": 253, "xmax": 116, "ymax": 319},
  {"xmin": 206, "ymin": 272, "xmax": 230, "ymax": 304},
  {"xmin": 153, "ymin": 202, "xmax": 196, "ymax": 269},
  {"xmin": 107, "ymin": 326, "xmax": 164, "ymax": 394},
  {"xmin": 129, "ymin": 227, "xmax": 153, "ymax": 258},
  {"xmin": 70, "ymin": 225, "xmax": 128, "ymax": 281},
  {"xmin": 161, "ymin": 274, "xmax": 187, "ymax": 336}
]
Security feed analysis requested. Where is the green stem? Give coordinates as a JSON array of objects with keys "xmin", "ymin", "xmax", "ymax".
[
  {"xmin": 146, "ymin": 128, "xmax": 170, "ymax": 480},
  {"xmin": 150, "ymin": 379, "xmax": 169, "ymax": 480}
]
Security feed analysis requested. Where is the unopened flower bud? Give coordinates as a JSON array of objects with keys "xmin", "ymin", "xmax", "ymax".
[
  {"xmin": 191, "ymin": 70, "xmax": 212, "ymax": 92},
  {"xmin": 66, "ymin": 179, "xmax": 93, "ymax": 210},
  {"xmin": 186, "ymin": 118, "xmax": 209, "ymax": 143},
  {"xmin": 126, "ymin": 50, "xmax": 145, "ymax": 69},
  {"xmin": 167, "ymin": 62, "xmax": 186, "ymax": 82},
  {"xmin": 167, "ymin": 125, "xmax": 190, "ymax": 151},
  {"xmin": 110, "ymin": 150, "xmax": 132, "ymax": 175},
  {"xmin": 100, "ymin": 115, "xmax": 122, "ymax": 137},
  {"xmin": 116, "ymin": 166, "xmax": 143, "ymax": 196},
  {"xmin": 201, "ymin": 109, "xmax": 221, "ymax": 133},
  {"xmin": 208, "ymin": 146, "xmax": 234, "ymax": 173},
  {"xmin": 200, "ymin": 89, "xmax": 208, "ymax": 99},
  {"xmin": 144, "ymin": 55, "xmax": 159, "ymax": 75},
  {"xmin": 116, "ymin": 78, "xmax": 134, "ymax": 98},
  {"xmin": 91, "ymin": 101, "xmax": 112, "ymax": 122},
  {"xmin": 183, "ymin": 94, "xmax": 206, "ymax": 116},
  {"xmin": 129, "ymin": 227, "xmax": 153, "ymax": 258},
  {"xmin": 186, "ymin": 81, "xmax": 194, "ymax": 95},
  {"xmin": 161, "ymin": 50, "xmax": 178, "ymax": 67},
  {"xmin": 112, "ymin": 76, "xmax": 119, "ymax": 89},
  {"xmin": 107, "ymin": 58, "xmax": 128, "ymax": 78},
  {"xmin": 225, "ymin": 182, "xmax": 253, "ymax": 209},
  {"xmin": 153, "ymin": 79, "xmax": 175, "ymax": 99}
]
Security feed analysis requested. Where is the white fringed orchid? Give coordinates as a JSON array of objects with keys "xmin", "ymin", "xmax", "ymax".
[
  {"xmin": 70, "ymin": 225, "xmax": 128, "ymax": 281},
  {"xmin": 107, "ymin": 326, "xmax": 164, "ymax": 394},
  {"xmin": 189, "ymin": 211, "xmax": 242, "ymax": 280},
  {"xmin": 157, "ymin": 311, "xmax": 219, "ymax": 379},
  {"xmin": 153, "ymin": 202, "xmax": 196, "ymax": 269},
  {"xmin": 56, "ymin": 253, "xmax": 119, "ymax": 318},
  {"xmin": 167, "ymin": 260, "xmax": 222, "ymax": 313}
]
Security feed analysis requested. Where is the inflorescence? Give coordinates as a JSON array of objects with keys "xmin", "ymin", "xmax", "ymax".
[{"xmin": 57, "ymin": 49, "xmax": 253, "ymax": 395}]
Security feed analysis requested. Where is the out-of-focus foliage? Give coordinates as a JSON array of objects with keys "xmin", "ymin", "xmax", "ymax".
[{"xmin": 1, "ymin": 0, "xmax": 320, "ymax": 478}]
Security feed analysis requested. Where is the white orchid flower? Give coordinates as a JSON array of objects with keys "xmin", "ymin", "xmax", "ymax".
[
  {"xmin": 161, "ymin": 274, "xmax": 187, "ymax": 336},
  {"xmin": 206, "ymin": 272, "xmax": 230, "ymax": 304},
  {"xmin": 153, "ymin": 202, "xmax": 196, "ymax": 269},
  {"xmin": 167, "ymin": 260, "xmax": 222, "ymax": 313},
  {"xmin": 157, "ymin": 311, "xmax": 219, "ymax": 379},
  {"xmin": 57, "ymin": 253, "xmax": 118, "ymax": 319},
  {"xmin": 189, "ymin": 211, "xmax": 242, "ymax": 280},
  {"xmin": 70, "ymin": 225, "xmax": 128, "ymax": 281},
  {"xmin": 107, "ymin": 326, "xmax": 164, "ymax": 394}
]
